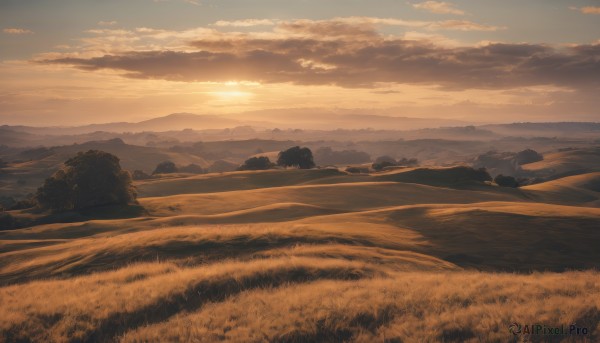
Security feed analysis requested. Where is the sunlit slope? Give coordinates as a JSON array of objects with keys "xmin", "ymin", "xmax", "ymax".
[
  {"xmin": 2, "ymin": 165, "xmax": 600, "ymax": 342},
  {"xmin": 523, "ymin": 172, "xmax": 600, "ymax": 206},
  {"xmin": 2, "ymin": 200, "xmax": 599, "ymax": 285},
  {"xmin": 135, "ymin": 166, "xmax": 496, "ymax": 198},
  {"xmin": 522, "ymin": 147, "xmax": 600, "ymax": 178},
  {"xmin": 139, "ymin": 181, "xmax": 526, "ymax": 217},
  {"xmin": 136, "ymin": 168, "xmax": 350, "ymax": 197}
]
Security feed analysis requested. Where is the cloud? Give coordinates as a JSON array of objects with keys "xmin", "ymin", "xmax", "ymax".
[
  {"xmin": 412, "ymin": 1, "xmax": 465, "ymax": 15},
  {"xmin": 3, "ymin": 28, "xmax": 34, "ymax": 35},
  {"xmin": 40, "ymin": 18, "xmax": 599, "ymax": 92},
  {"xmin": 582, "ymin": 6, "xmax": 600, "ymax": 14},
  {"xmin": 214, "ymin": 19, "xmax": 276, "ymax": 27},
  {"xmin": 153, "ymin": 0, "xmax": 199, "ymax": 5},
  {"xmin": 35, "ymin": 18, "xmax": 594, "ymax": 92},
  {"xmin": 98, "ymin": 21, "xmax": 117, "ymax": 26},
  {"xmin": 330, "ymin": 17, "xmax": 502, "ymax": 31}
]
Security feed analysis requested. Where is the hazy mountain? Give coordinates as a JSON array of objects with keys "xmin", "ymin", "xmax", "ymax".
[
  {"xmin": 482, "ymin": 122, "xmax": 600, "ymax": 137},
  {"xmin": 2, "ymin": 112, "xmax": 472, "ymax": 135}
]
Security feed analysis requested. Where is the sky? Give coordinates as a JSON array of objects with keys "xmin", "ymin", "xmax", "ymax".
[{"xmin": 0, "ymin": 0, "xmax": 599, "ymax": 126}]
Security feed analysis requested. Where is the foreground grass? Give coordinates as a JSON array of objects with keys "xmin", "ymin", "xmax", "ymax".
[
  {"xmin": 1, "ymin": 261, "xmax": 598, "ymax": 342},
  {"xmin": 123, "ymin": 271, "xmax": 600, "ymax": 343},
  {"xmin": 0, "ymin": 258, "xmax": 381, "ymax": 342}
]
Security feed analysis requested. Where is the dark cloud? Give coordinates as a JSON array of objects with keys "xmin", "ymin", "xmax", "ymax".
[{"xmin": 40, "ymin": 21, "xmax": 600, "ymax": 90}]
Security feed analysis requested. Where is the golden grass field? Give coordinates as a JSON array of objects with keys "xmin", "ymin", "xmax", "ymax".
[{"xmin": 1, "ymin": 166, "xmax": 600, "ymax": 342}]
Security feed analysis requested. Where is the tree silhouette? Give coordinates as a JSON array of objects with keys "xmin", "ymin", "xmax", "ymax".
[
  {"xmin": 36, "ymin": 150, "xmax": 136, "ymax": 211},
  {"xmin": 515, "ymin": 149, "xmax": 543, "ymax": 165},
  {"xmin": 132, "ymin": 170, "xmax": 151, "ymax": 180},
  {"xmin": 238, "ymin": 156, "xmax": 275, "ymax": 171},
  {"xmin": 494, "ymin": 174, "xmax": 519, "ymax": 187},
  {"xmin": 153, "ymin": 161, "xmax": 178, "ymax": 174},
  {"xmin": 277, "ymin": 146, "xmax": 315, "ymax": 169}
]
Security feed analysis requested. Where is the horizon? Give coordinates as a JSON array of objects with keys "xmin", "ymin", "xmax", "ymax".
[
  {"xmin": 3, "ymin": 111, "xmax": 600, "ymax": 130},
  {"xmin": 1, "ymin": 0, "xmax": 599, "ymax": 126}
]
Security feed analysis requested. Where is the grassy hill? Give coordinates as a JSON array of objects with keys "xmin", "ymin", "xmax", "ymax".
[
  {"xmin": 1, "ymin": 165, "xmax": 600, "ymax": 342},
  {"xmin": 522, "ymin": 147, "xmax": 600, "ymax": 179}
]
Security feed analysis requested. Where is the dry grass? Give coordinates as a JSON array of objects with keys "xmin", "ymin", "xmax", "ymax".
[
  {"xmin": 120, "ymin": 271, "xmax": 600, "ymax": 343},
  {"xmin": 2, "ymin": 167, "xmax": 600, "ymax": 342},
  {"xmin": 0, "ymin": 257, "xmax": 381, "ymax": 342}
]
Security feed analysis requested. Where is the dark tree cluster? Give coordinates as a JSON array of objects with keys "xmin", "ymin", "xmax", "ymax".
[
  {"xmin": 277, "ymin": 146, "xmax": 315, "ymax": 169},
  {"xmin": 132, "ymin": 170, "xmax": 152, "ymax": 180},
  {"xmin": 153, "ymin": 161, "xmax": 178, "ymax": 174},
  {"xmin": 515, "ymin": 149, "xmax": 543, "ymax": 165},
  {"xmin": 238, "ymin": 156, "xmax": 275, "ymax": 171},
  {"xmin": 494, "ymin": 174, "xmax": 519, "ymax": 188},
  {"xmin": 36, "ymin": 150, "xmax": 136, "ymax": 212}
]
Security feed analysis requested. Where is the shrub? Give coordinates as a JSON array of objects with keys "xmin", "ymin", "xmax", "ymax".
[
  {"xmin": 277, "ymin": 146, "xmax": 315, "ymax": 169},
  {"xmin": 153, "ymin": 161, "xmax": 178, "ymax": 175},
  {"xmin": 515, "ymin": 149, "xmax": 543, "ymax": 165},
  {"xmin": 132, "ymin": 170, "xmax": 152, "ymax": 180},
  {"xmin": 494, "ymin": 174, "xmax": 519, "ymax": 188},
  {"xmin": 374, "ymin": 156, "xmax": 397, "ymax": 165},
  {"xmin": 9, "ymin": 197, "xmax": 36, "ymax": 210},
  {"xmin": 35, "ymin": 150, "xmax": 136, "ymax": 212},
  {"xmin": 238, "ymin": 156, "xmax": 275, "ymax": 171},
  {"xmin": 372, "ymin": 161, "xmax": 396, "ymax": 171},
  {"xmin": 0, "ymin": 212, "xmax": 16, "ymax": 230}
]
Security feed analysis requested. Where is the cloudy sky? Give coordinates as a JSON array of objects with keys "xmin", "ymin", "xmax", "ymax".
[{"xmin": 1, "ymin": 0, "xmax": 599, "ymax": 126}]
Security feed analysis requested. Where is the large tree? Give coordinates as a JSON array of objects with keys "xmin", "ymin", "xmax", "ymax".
[
  {"xmin": 277, "ymin": 146, "xmax": 315, "ymax": 169},
  {"xmin": 36, "ymin": 150, "xmax": 136, "ymax": 211}
]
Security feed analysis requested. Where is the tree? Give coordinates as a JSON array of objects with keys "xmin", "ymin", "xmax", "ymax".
[
  {"xmin": 153, "ymin": 161, "xmax": 178, "ymax": 175},
  {"xmin": 277, "ymin": 146, "xmax": 315, "ymax": 169},
  {"xmin": 238, "ymin": 156, "xmax": 275, "ymax": 171},
  {"xmin": 35, "ymin": 150, "xmax": 136, "ymax": 212},
  {"xmin": 372, "ymin": 161, "xmax": 395, "ymax": 171},
  {"xmin": 494, "ymin": 174, "xmax": 519, "ymax": 188},
  {"xmin": 374, "ymin": 156, "xmax": 397, "ymax": 165},
  {"xmin": 515, "ymin": 149, "xmax": 543, "ymax": 165},
  {"xmin": 132, "ymin": 170, "xmax": 152, "ymax": 180}
]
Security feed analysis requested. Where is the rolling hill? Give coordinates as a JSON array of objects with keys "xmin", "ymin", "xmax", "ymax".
[{"xmin": 1, "ymin": 162, "xmax": 600, "ymax": 342}]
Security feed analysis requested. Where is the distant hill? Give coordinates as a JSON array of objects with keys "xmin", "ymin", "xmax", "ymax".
[
  {"xmin": 3, "ymin": 112, "xmax": 469, "ymax": 135},
  {"xmin": 482, "ymin": 122, "xmax": 600, "ymax": 137},
  {"xmin": 0, "ymin": 138, "xmax": 209, "ymax": 198},
  {"xmin": 3, "ymin": 113, "xmax": 266, "ymax": 135},
  {"xmin": 522, "ymin": 147, "xmax": 600, "ymax": 180}
]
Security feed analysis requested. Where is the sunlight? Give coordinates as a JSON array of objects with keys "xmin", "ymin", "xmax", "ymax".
[{"xmin": 210, "ymin": 91, "xmax": 252, "ymax": 100}]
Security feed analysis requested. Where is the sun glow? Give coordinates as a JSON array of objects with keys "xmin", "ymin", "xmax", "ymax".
[{"xmin": 210, "ymin": 91, "xmax": 252, "ymax": 100}]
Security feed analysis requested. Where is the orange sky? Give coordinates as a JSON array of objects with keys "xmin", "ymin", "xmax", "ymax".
[{"xmin": 1, "ymin": 1, "xmax": 599, "ymax": 126}]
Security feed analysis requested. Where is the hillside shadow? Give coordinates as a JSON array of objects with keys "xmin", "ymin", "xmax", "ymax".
[{"xmin": 385, "ymin": 207, "xmax": 600, "ymax": 272}]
